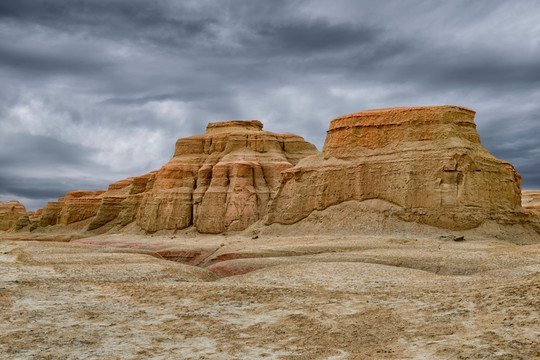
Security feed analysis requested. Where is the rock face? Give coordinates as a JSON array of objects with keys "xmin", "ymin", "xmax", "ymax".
[
  {"xmin": 0, "ymin": 200, "xmax": 27, "ymax": 231},
  {"xmin": 522, "ymin": 190, "xmax": 540, "ymax": 212},
  {"xmin": 28, "ymin": 121, "xmax": 318, "ymax": 234},
  {"xmin": 266, "ymin": 106, "xmax": 525, "ymax": 230},
  {"xmin": 136, "ymin": 120, "xmax": 318, "ymax": 233}
]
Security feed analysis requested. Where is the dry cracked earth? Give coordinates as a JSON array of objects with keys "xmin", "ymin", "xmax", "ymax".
[{"xmin": 1, "ymin": 233, "xmax": 539, "ymax": 359}]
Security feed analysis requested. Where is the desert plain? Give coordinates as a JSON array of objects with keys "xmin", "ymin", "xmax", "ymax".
[{"xmin": 1, "ymin": 230, "xmax": 540, "ymax": 359}]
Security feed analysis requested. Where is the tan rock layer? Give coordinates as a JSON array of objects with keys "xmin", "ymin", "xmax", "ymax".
[
  {"xmin": 522, "ymin": 190, "xmax": 540, "ymax": 212},
  {"xmin": 0, "ymin": 200, "xmax": 27, "ymax": 231},
  {"xmin": 266, "ymin": 106, "xmax": 527, "ymax": 231}
]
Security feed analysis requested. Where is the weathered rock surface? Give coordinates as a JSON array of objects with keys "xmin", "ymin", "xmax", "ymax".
[
  {"xmin": 523, "ymin": 190, "xmax": 540, "ymax": 212},
  {"xmin": 27, "ymin": 120, "xmax": 317, "ymax": 234},
  {"xmin": 60, "ymin": 190, "xmax": 106, "ymax": 225},
  {"xmin": 39, "ymin": 200, "xmax": 65, "ymax": 227},
  {"xmin": 0, "ymin": 200, "xmax": 27, "ymax": 231},
  {"xmin": 136, "ymin": 120, "xmax": 318, "ymax": 233},
  {"xmin": 266, "ymin": 106, "xmax": 531, "ymax": 231}
]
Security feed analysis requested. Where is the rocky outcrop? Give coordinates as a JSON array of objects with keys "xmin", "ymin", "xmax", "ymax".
[
  {"xmin": 30, "ymin": 120, "xmax": 318, "ymax": 234},
  {"xmin": 522, "ymin": 190, "xmax": 540, "ymax": 212},
  {"xmin": 60, "ymin": 190, "xmax": 106, "ymax": 225},
  {"xmin": 0, "ymin": 200, "xmax": 27, "ymax": 231},
  {"xmin": 136, "ymin": 120, "xmax": 318, "ymax": 233},
  {"xmin": 266, "ymin": 106, "xmax": 527, "ymax": 230},
  {"xmin": 39, "ymin": 200, "xmax": 64, "ymax": 227}
]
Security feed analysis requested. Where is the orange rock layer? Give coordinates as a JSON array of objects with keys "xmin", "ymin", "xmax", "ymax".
[
  {"xmin": 266, "ymin": 106, "xmax": 525, "ymax": 230},
  {"xmin": 0, "ymin": 200, "xmax": 27, "ymax": 231}
]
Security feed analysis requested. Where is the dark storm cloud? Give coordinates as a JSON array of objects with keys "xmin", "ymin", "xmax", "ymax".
[
  {"xmin": 1, "ymin": 0, "xmax": 540, "ymax": 210},
  {"xmin": 388, "ymin": 52, "xmax": 540, "ymax": 88},
  {"xmin": 476, "ymin": 108, "xmax": 540, "ymax": 189},
  {"xmin": 0, "ymin": 42, "xmax": 111, "ymax": 77},
  {"xmin": 247, "ymin": 20, "xmax": 379, "ymax": 55},
  {"xmin": 438, "ymin": 61, "xmax": 540, "ymax": 86},
  {"xmin": 99, "ymin": 89, "xmax": 226, "ymax": 106},
  {"xmin": 0, "ymin": 0, "xmax": 216, "ymax": 42},
  {"xmin": 0, "ymin": 133, "xmax": 93, "ymax": 168},
  {"xmin": 0, "ymin": 175, "xmax": 100, "ymax": 200},
  {"xmin": 0, "ymin": 132, "xmax": 115, "ymax": 205}
]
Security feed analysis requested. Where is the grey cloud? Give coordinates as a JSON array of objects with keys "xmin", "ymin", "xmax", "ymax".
[
  {"xmin": 0, "ymin": 42, "xmax": 112, "ymax": 77},
  {"xmin": 248, "ymin": 20, "xmax": 379, "ymax": 55},
  {"xmin": 99, "ymin": 88, "xmax": 228, "ymax": 106},
  {"xmin": 476, "ymin": 111, "xmax": 540, "ymax": 189},
  {"xmin": 391, "ymin": 54, "xmax": 540, "ymax": 89},
  {"xmin": 0, "ymin": 133, "xmax": 94, "ymax": 168},
  {"xmin": 439, "ymin": 61, "xmax": 540, "ymax": 86},
  {"xmin": 0, "ymin": 174, "xmax": 107, "ymax": 202},
  {"xmin": 0, "ymin": 0, "xmax": 224, "ymax": 56}
]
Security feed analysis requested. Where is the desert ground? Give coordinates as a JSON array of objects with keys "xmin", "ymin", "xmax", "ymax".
[{"xmin": 1, "ymin": 229, "xmax": 539, "ymax": 360}]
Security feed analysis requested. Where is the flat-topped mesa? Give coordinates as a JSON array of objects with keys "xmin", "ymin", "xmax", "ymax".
[
  {"xmin": 267, "ymin": 105, "xmax": 526, "ymax": 232},
  {"xmin": 205, "ymin": 120, "xmax": 263, "ymax": 134},
  {"xmin": 324, "ymin": 105, "xmax": 480, "ymax": 157},
  {"xmin": 174, "ymin": 120, "xmax": 265, "ymax": 157},
  {"xmin": 174, "ymin": 120, "xmax": 314, "ymax": 159},
  {"xmin": 14, "ymin": 107, "xmax": 536, "ymax": 239}
]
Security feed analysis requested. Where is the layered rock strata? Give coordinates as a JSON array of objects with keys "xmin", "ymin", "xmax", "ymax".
[
  {"xmin": 25, "ymin": 121, "xmax": 317, "ymax": 234},
  {"xmin": 136, "ymin": 120, "xmax": 318, "ymax": 233},
  {"xmin": 266, "ymin": 106, "xmax": 526, "ymax": 230},
  {"xmin": 522, "ymin": 190, "xmax": 540, "ymax": 213},
  {"xmin": 0, "ymin": 200, "xmax": 27, "ymax": 231},
  {"xmin": 7, "ymin": 106, "xmax": 538, "ymax": 237}
]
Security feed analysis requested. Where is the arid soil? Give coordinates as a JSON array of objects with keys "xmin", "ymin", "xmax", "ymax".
[{"xmin": 1, "ymin": 232, "xmax": 539, "ymax": 359}]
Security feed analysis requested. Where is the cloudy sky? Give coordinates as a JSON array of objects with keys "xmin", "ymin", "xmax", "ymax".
[{"xmin": 1, "ymin": 0, "xmax": 539, "ymax": 210}]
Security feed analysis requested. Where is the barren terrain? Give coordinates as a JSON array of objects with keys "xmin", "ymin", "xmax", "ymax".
[{"xmin": 1, "ymin": 230, "xmax": 539, "ymax": 359}]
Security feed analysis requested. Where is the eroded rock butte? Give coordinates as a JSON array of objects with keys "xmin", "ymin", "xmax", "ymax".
[
  {"xmin": 3, "ymin": 106, "xmax": 539, "ymax": 239},
  {"xmin": 266, "ymin": 106, "xmax": 536, "ymax": 232},
  {"xmin": 14, "ymin": 120, "xmax": 318, "ymax": 234}
]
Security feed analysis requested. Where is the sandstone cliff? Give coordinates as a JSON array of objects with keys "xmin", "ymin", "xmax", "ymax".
[
  {"xmin": 136, "ymin": 120, "xmax": 318, "ymax": 233},
  {"xmin": 22, "ymin": 120, "xmax": 318, "ymax": 234},
  {"xmin": 266, "ymin": 106, "xmax": 531, "ymax": 231},
  {"xmin": 523, "ymin": 190, "xmax": 540, "ymax": 212},
  {"xmin": 0, "ymin": 200, "xmax": 27, "ymax": 231}
]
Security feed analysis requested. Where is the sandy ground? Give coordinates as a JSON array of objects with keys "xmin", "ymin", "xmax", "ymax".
[{"xmin": 1, "ymin": 233, "xmax": 539, "ymax": 359}]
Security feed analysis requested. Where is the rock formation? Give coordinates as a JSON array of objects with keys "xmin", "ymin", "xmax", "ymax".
[
  {"xmin": 137, "ymin": 120, "xmax": 317, "ymax": 233},
  {"xmin": 0, "ymin": 200, "xmax": 27, "ymax": 231},
  {"xmin": 20, "ymin": 120, "xmax": 318, "ymax": 234},
  {"xmin": 6, "ymin": 106, "xmax": 539, "ymax": 238},
  {"xmin": 522, "ymin": 190, "xmax": 540, "ymax": 213},
  {"xmin": 266, "ymin": 106, "xmax": 528, "ymax": 230}
]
